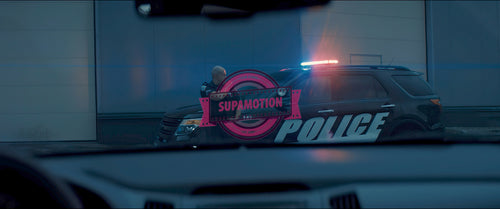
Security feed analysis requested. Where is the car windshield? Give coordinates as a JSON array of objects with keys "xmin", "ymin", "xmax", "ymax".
[{"xmin": 1, "ymin": 0, "xmax": 500, "ymax": 155}]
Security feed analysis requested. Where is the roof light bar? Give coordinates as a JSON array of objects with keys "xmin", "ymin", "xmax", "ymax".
[{"xmin": 300, "ymin": 60, "xmax": 339, "ymax": 66}]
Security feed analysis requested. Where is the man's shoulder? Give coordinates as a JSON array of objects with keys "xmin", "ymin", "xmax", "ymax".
[
  {"xmin": 201, "ymin": 81, "xmax": 217, "ymax": 92},
  {"xmin": 200, "ymin": 82, "xmax": 208, "ymax": 91}
]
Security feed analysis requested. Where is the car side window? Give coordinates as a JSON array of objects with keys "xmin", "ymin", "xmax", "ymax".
[
  {"xmin": 392, "ymin": 75, "xmax": 434, "ymax": 96},
  {"xmin": 295, "ymin": 74, "xmax": 333, "ymax": 105},
  {"xmin": 334, "ymin": 75, "xmax": 387, "ymax": 101}
]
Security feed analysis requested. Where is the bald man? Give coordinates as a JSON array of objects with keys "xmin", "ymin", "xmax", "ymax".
[
  {"xmin": 200, "ymin": 65, "xmax": 226, "ymax": 98},
  {"xmin": 200, "ymin": 65, "xmax": 240, "ymax": 120}
]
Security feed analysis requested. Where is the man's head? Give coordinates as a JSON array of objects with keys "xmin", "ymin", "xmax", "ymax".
[{"xmin": 211, "ymin": 65, "xmax": 227, "ymax": 85}]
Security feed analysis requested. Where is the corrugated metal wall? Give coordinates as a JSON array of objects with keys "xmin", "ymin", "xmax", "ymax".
[
  {"xmin": 95, "ymin": 1, "xmax": 303, "ymax": 114},
  {"xmin": 427, "ymin": 1, "xmax": 500, "ymax": 107},
  {"xmin": 300, "ymin": 1, "xmax": 426, "ymax": 75},
  {"xmin": 96, "ymin": 1, "xmax": 427, "ymax": 115},
  {"xmin": 4, "ymin": 0, "xmax": 497, "ymax": 142},
  {"xmin": 0, "ymin": 1, "xmax": 95, "ymax": 141}
]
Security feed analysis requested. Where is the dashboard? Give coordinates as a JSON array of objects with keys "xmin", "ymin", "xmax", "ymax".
[{"xmin": 4, "ymin": 143, "xmax": 500, "ymax": 208}]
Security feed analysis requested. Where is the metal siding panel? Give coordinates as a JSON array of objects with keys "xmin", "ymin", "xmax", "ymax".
[
  {"xmin": 430, "ymin": 1, "xmax": 500, "ymax": 106},
  {"xmin": 300, "ymin": 1, "xmax": 426, "ymax": 75},
  {"xmin": 0, "ymin": 1, "xmax": 95, "ymax": 141}
]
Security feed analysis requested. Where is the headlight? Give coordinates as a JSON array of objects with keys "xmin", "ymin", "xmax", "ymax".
[{"xmin": 174, "ymin": 118, "xmax": 201, "ymax": 136}]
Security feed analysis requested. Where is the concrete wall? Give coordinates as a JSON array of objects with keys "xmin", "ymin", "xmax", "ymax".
[
  {"xmin": 427, "ymin": 1, "xmax": 500, "ymax": 107},
  {"xmin": 0, "ymin": 1, "xmax": 96, "ymax": 141}
]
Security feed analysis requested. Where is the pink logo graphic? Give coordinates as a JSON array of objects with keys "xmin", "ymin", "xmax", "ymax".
[{"xmin": 199, "ymin": 69, "xmax": 301, "ymax": 140}]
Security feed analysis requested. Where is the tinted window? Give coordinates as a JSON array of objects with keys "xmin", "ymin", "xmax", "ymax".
[
  {"xmin": 334, "ymin": 75, "xmax": 387, "ymax": 100},
  {"xmin": 392, "ymin": 75, "xmax": 434, "ymax": 96},
  {"xmin": 295, "ymin": 74, "xmax": 332, "ymax": 104}
]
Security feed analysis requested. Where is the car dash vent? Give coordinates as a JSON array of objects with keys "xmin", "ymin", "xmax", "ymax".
[
  {"xmin": 144, "ymin": 200, "xmax": 174, "ymax": 209},
  {"xmin": 329, "ymin": 192, "xmax": 361, "ymax": 209}
]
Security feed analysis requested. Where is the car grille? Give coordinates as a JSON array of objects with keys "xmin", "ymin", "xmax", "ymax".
[
  {"xmin": 329, "ymin": 193, "xmax": 361, "ymax": 209},
  {"xmin": 158, "ymin": 116, "xmax": 183, "ymax": 140},
  {"xmin": 144, "ymin": 200, "xmax": 174, "ymax": 209}
]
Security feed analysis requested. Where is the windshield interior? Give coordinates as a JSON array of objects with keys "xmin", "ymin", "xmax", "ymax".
[{"xmin": 1, "ymin": 0, "xmax": 500, "ymax": 154}]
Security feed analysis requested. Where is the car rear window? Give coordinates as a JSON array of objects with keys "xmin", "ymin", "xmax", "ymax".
[
  {"xmin": 334, "ymin": 75, "xmax": 388, "ymax": 100},
  {"xmin": 392, "ymin": 75, "xmax": 434, "ymax": 96},
  {"xmin": 294, "ymin": 74, "xmax": 388, "ymax": 104}
]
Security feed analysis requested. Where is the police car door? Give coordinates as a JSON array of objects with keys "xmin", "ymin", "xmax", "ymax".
[
  {"xmin": 321, "ymin": 72, "xmax": 393, "ymax": 143},
  {"xmin": 274, "ymin": 71, "xmax": 393, "ymax": 144},
  {"xmin": 274, "ymin": 71, "xmax": 337, "ymax": 143}
]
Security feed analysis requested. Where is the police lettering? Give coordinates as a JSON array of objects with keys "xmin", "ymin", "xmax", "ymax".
[{"xmin": 274, "ymin": 112, "xmax": 390, "ymax": 143}]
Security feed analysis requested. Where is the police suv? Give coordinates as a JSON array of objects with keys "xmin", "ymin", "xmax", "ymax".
[{"xmin": 156, "ymin": 65, "xmax": 444, "ymax": 146}]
